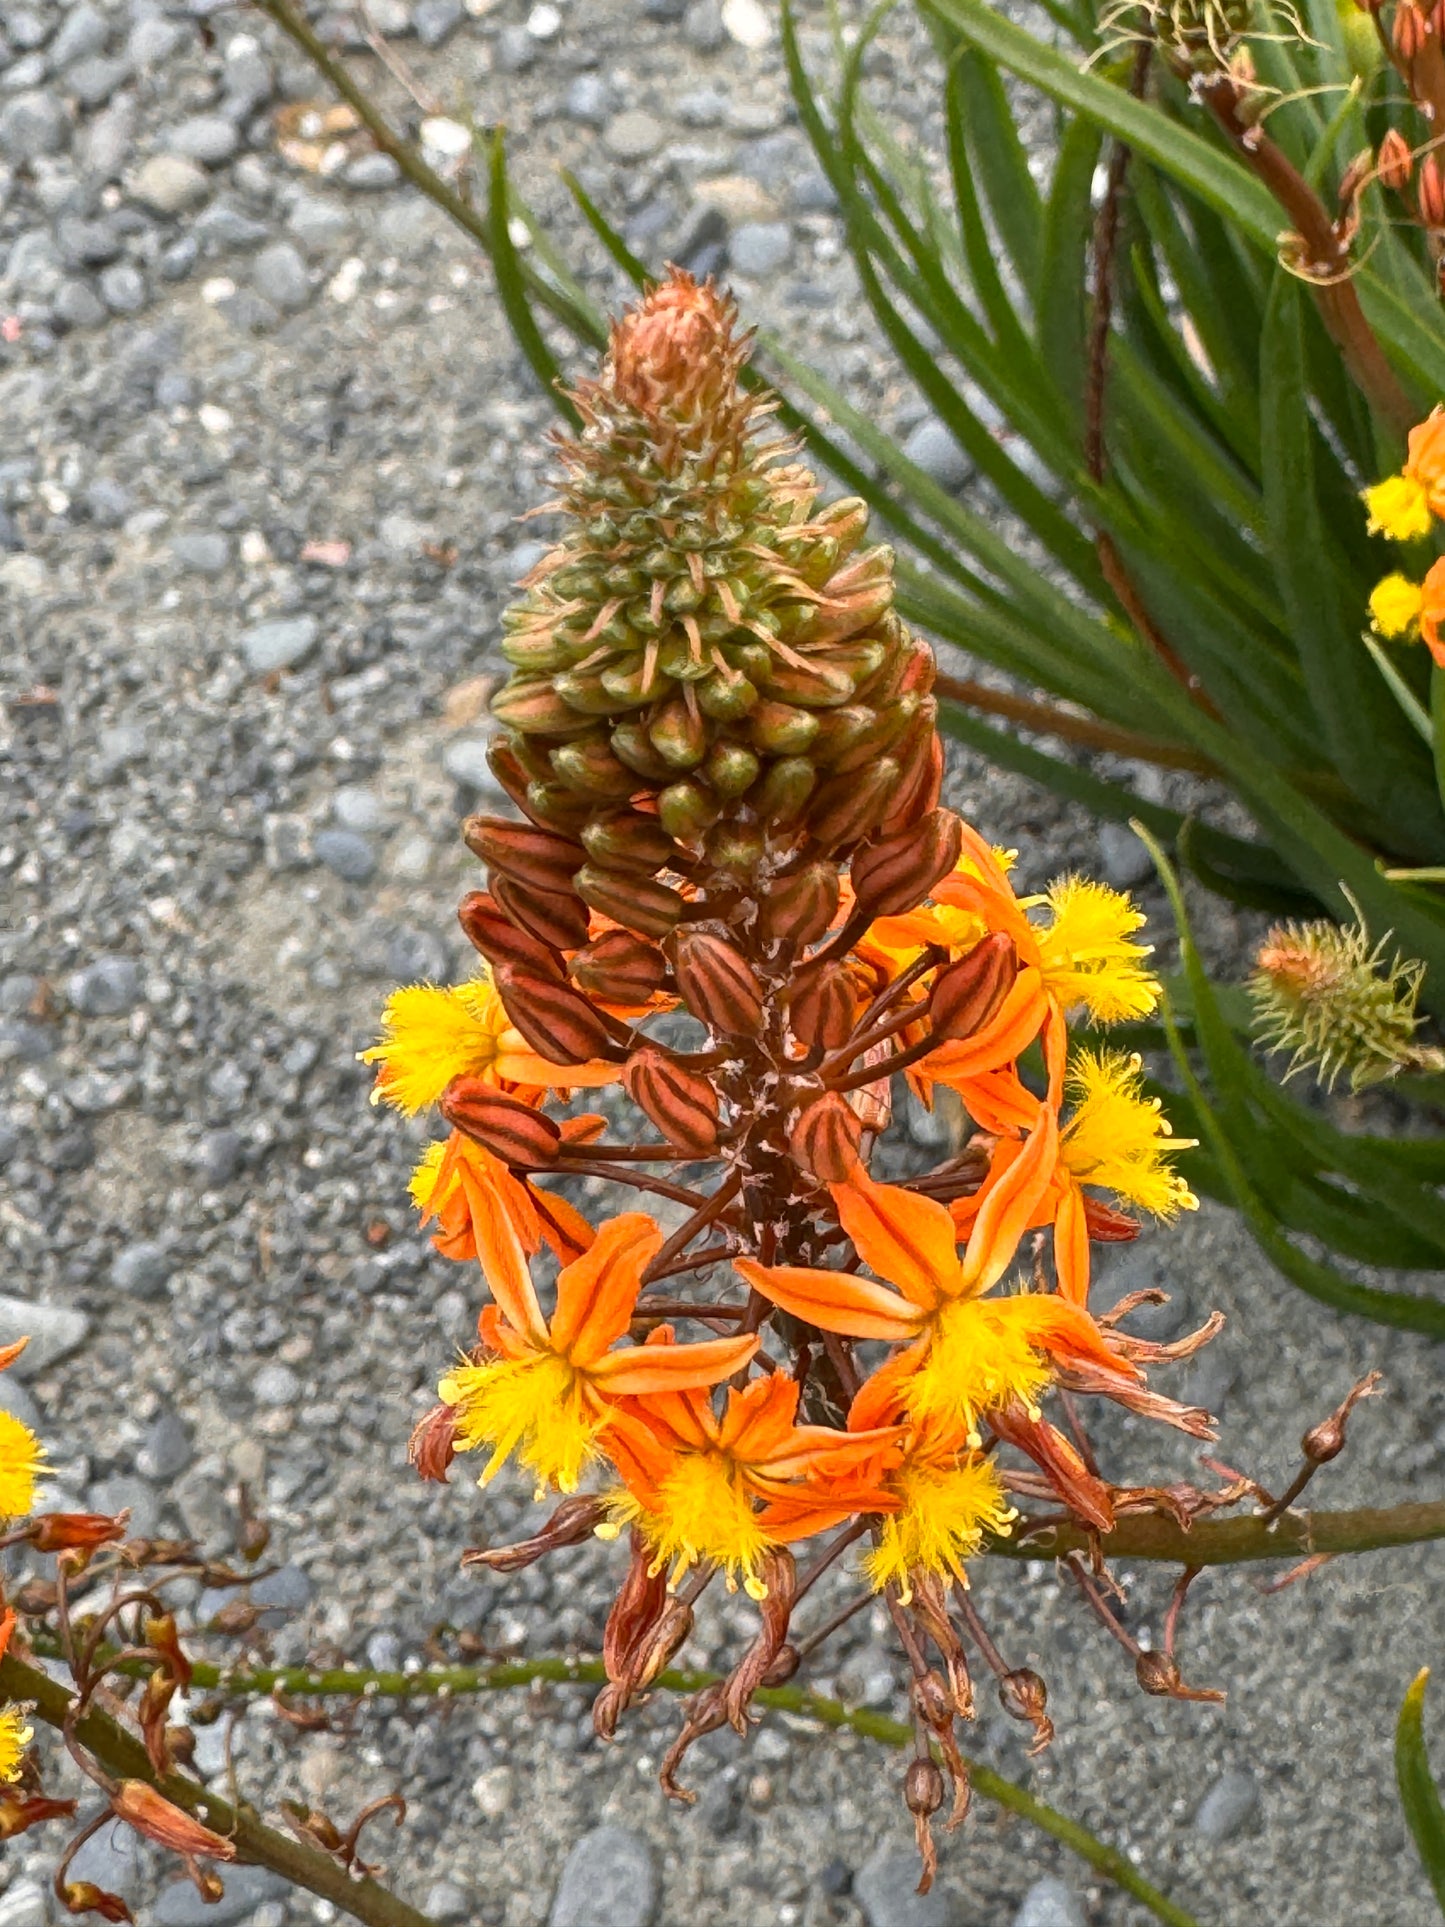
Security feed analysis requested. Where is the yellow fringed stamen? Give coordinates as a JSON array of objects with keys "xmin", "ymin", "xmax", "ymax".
[
  {"xmin": 441, "ymin": 1353, "xmax": 601, "ymax": 1496},
  {"xmin": 361, "ymin": 976, "xmax": 513, "ymax": 1115},
  {"xmin": 903, "ymin": 1298, "xmax": 1055, "ymax": 1443},
  {"xmin": 865, "ymin": 1452, "xmax": 1017, "ymax": 1599},
  {"xmin": 608, "ymin": 1456, "xmax": 774, "ymax": 1600},
  {"xmin": 1061, "ymin": 1049, "xmax": 1198, "ymax": 1218},
  {"xmin": 1362, "ymin": 474, "xmax": 1433, "ymax": 543},
  {"xmin": 0, "ymin": 1705, "xmax": 32, "ymax": 1785},
  {"xmin": 1033, "ymin": 876, "xmax": 1160, "ymax": 1024},
  {"xmin": 1369, "ymin": 573, "xmax": 1425, "ymax": 639}
]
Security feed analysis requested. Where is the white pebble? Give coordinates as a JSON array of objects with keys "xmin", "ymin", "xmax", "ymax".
[
  {"xmin": 420, "ymin": 115, "xmax": 472, "ymax": 158},
  {"xmin": 328, "ymin": 257, "xmax": 364, "ymax": 304},
  {"xmin": 527, "ymin": 1, "xmax": 561, "ymax": 34},
  {"xmin": 722, "ymin": 0, "xmax": 770, "ymax": 45}
]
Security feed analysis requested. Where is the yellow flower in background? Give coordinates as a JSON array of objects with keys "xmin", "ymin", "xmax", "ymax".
[
  {"xmin": 1059, "ymin": 1049, "xmax": 1198, "ymax": 1219},
  {"xmin": 1034, "ymin": 877, "xmax": 1160, "ymax": 1025},
  {"xmin": 1369, "ymin": 572, "xmax": 1425, "ymax": 638},
  {"xmin": 0, "ymin": 1408, "xmax": 44, "ymax": 1520}
]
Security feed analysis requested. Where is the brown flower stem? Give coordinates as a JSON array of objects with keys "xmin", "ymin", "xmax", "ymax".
[
  {"xmin": 0, "ymin": 1653, "xmax": 437, "ymax": 1927},
  {"xmin": 549, "ymin": 1161, "xmax": 707, "ymax": 1209},
  {"xmin": 635, "ymin": 1241, "xmax": 737, "ymax": 1285},
  {"xmin": 1194, "ymin": 71, "xmax": 1415, "ymax": 435},
  {"xmin": 931, "ymin": 672, "xmax": 1212, "ymax": 770},
  {"xmin": 11, "ymin": 1646, "xmax": 1197, "ymax": 1927},
  {"xmin": 641, "ymin": 1170, "xmax": 742, "ymax": 1284},
  {"xmin": 999, "ymin": 1494, "xmax": 1445, "ymax": 1564}
]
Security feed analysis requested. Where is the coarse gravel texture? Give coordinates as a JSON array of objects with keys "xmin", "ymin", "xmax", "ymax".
[{"xmin": 2, "ymin": 2, "xmax": 1444, "ymax": 1925}]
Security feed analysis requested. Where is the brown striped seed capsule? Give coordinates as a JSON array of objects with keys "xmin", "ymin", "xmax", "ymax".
[
  {"xmin": 1394, "ymin": 0, "xmax": 1429, "ymax": 55},
  {"xmin": 457, "ymin": 891, "xmax": 566, "ymax": 981},
  {"xmin": 669, "ymin": 928, "xmax": 765, "ymax": 1036},
  {"xmin": 806, "ymin": 758, "xmax": 899, "ymax": 848},
  {"xmin": 929, "ymin": 934, "xmax": 1018, "ymax": 1041},
  {"xmin": 463, "ymin": 815, "xmax": 586, "ymax": 895},
  {"xmin": 570, "ymin": 929, "xmax": 668, "ymax": 1005},
  {"xmin": 759, "ymin": 860, "xmax": 841, "ymax": 946},
  {"xmin": 789, "ymin": 1092, "xmax": 863, "ymax": 1182},
  {"xmin": 492, "ymin": 874, "xmax": 591, "ymax": 951},
  {"xmin": 1378, "ymin": 128, "xmax": 1414, "ymax": 193},
  {"xmin": 1420, "ymin": 152, "xmax": 1445, "ymax": 227},
  {"xmin": 494, "ymin": 964, "xmax": 622, "ymax": 1067},
  {"xmin": 789, "ymin": 960, "xmax": 859, "ymax": 1054},
  {"xmin": 849, "ymin": 808, "xmax": 964, "ymax": 921},
  {"xmin": 574, "ymin": 862, "xmax": 686, "ymax": 939},
  {"xmin": 623, "ymin": 1046, "xmax": 721, "ymax": 1153},
  {"xmin": 439, "ymin": 1077, "xmax": 562, "ymax": 1165},
  {"xmin": 881, "ymin": 720, "xmax": 943, "ymax": 833}
]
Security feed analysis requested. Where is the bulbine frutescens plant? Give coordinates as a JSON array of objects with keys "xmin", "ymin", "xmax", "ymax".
[
  {"xmin": 249, "ymin": 0, "xmax": 1445, "ymax": 1333},
  {"xmin": 9, "ymin": 277, "xmax": 1445, "ymax": 1927}
]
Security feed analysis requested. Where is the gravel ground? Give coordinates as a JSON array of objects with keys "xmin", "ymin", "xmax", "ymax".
[{"xmin": 3, "ymin": 2, "xmax": 1445, "ymax": 1924}]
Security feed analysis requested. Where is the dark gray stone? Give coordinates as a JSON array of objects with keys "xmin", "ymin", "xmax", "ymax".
[
  {"xmin": 387, "ymin": 926, "xmax": 448, "ymax": 982},
  {"xmin": 549, "ymin": 1826, "xmax": 659, "ymax": 1927},
  {"xmin": 287, "ymin": 192, "xmax": 354, "ymax": 256},
  {"xmin": 197, "ymin": 1127, "xmax": 244, "ymax": 1184},
  {"xmin": 128, "ymin": 16, "xmax": 185, "ymax": 65},
  {"xmin": 84, "ymin": 476, "xmax": 132, "ymax": 525},
  {"xmin": 193, "ymin": 200, "xmax": 271, "ymax": 251},
  {"xmin": 111, "ymin": 1240, "xmax": 173, "ymax": 1300},
  {"xmin": 564, "ymin": 74, "xmax": 614, "ymax": 126},
  {"xmin": 69, "ymin": 955, "xmax": 141, "ymax": 1015},
  {"xmin": 57, "ymin": 215, "xmax": 121, "ymax": 268},
  {"xmin": 682, "ymin": 0, "xmax": 725, "ymax": 49},
  {"xmin": 171, "ymin": 531, "xmax": 231, "ymax": 575},
  {"xmin": 603, "ymin": 110, "xmax": 664, "ymax": 162},
  {"xmin": 54, "ymin": 278, "xmax": 107, "ymax": 329},
  {"xmin": 854, "ymin": 1847, "xmax": 957, "ymax": 1927},
  {"xmin": 98, "ymin": 262, "xmax": 147, "ymax": 314},
  {"xmin": 1194, "ymin": 1769, "xmax": 1261, "ymax": 1842},
  {"xmin": 89, "ymin": 1473, "xmax": 159, "ymax": 1538},
  {"xmin": 413, "ymin": 0, "xmax": 462, "ymax": 45},
  {"xmin": 343, "ymin": 151, "xmax": 401, "ymax": 189},
  {"xmin": 66, "ymin": 1817, "xmax": 140, "ymax": 1901},
  {"xmin": 495, "ymin": 23, "xmax": 537, "ymax": 70},
  {"xmin": 154, "ymin": 1866, "xmax": 287, "ymax": 1926},
  {"xmin": 250, "ymin": 1562, "xmax": 312, "ymax": 1614},
  {"xmin": 423, "ymin": 1883, "xmax": 471, "ymax": 1925},
  {"xmin": 66, "ymin": 55, "xmax": 130, "ymax": 108},
  {"xmin": 51, "ymin": 3, "xmax": 109, "ymax": 66},
  {"xmin": 313, "ymin": 828, "xmax": 376, "ymax": 882},
  {"xmin": 138, "ymin": 1410, "xmax": 193, "ymax": 1481},
  {"xmin": 242, "ymin": 614, "xmax": 319, "ymax": 672}
]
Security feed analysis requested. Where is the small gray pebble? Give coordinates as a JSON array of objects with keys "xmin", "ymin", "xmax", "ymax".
[
  {"xmin": 251, "ymin": 239, "xmax": 310, "ymax": 311},
  {"xmin": 442, "ymin": 735, "xmax": 506, "ymax": 795},
  {"xmin": 166, "ymin": 113, "xmax": 240, "ymax": 166},
  {"xmin": 66, "ymin": 1818, "xmax": 140, "ymax": 1901},
  {"xmin": 66, "ymin": 55, "xmax": 130, "ymax": 108},
  {"xmin": 495, "ymin": 23, "xmax": 537, "ymax": 70},
  {"xmin": 171, "ymin": 532, "xmax": 230, "ymax": 575},
  {"xmin": 4, "ymin": 10, "xmax": 49, "ymax": 51},
  {"xmin": 1014, "ymin": 1877, "xmax": 1085, "ymax": 1927},
  {"xmin": 88, "ymin": 1474, "xmax": 159, "ymax": 1538},
  {"xmin": 83, "ymin": 99, "xmax": 135, "ymax": 178},
  {"xmin": 344, "ymin": 151, "xmax": 401, "ymax": 189},
  {"xmin": 253, "ymin": 1363, "xmax": 302, "ymax": 1407},
  {"xmin": 0, "ymin": 1370, "xmax": 41, "ymax": 1431},
  {"xmin": 550, "ymin": 1826, "xmax": 659, "ymax": 1927},
  {"xmin": 682, "ymin": 0, "xmax": 725, "ymax": 50},
  {"xmin": 0, "ymin": 92, "xmax": 70, "ymax": 165},
  {"xmin": 313, "ymin": 827, "xmax": 377, "ymax": 883},
  {"xmin": 423, "ymin": 1883, "xmax": 471, "ymax": 1925},
  {"xmin": 156, "ymin": 368, "xmax": 197, "ymax": 408},
  {"xmin": 196, "ymin": 1127, "xmax": 244, "ymax": 1185},
  {"xmin": 129, "ymin": 16, "xmax": 185, "ymax": 65},
  {"xmin": 1184, "ymin": 1348, "xmax": 1239, "ymax": 1420},
  {"xmin": 242, "ymin": 614, "xmax": 319, "ymax": 673},
  {"xmin": 138, "ymin": 1410, "xmax": 193, "ymax": 1481},
  {"xmin": 1194, "ymin": 1769, "xmax": 1261, "ymax": 1841},
  {"xmin": 564, "ymin": 74, "xmax": 614, "ymax": 126},
  {"xmin": 98, "ymin": 262, "xmax": 146, "ymax": 314},
  {"xmin": 854, "ymin": 1846, "xmax": 957, "ymax": 1927},
  {"xmin": 57, "ymin": 215, "xmax": 121, "ymax": 268},
  {"xmin": 154, "ymin": 1867, "xmax": 286, "ymax": 1926},
  {"xmin": 0, "ymin": 1881, "xmax": 47, "ymax": 1927},
  {"xmin": 413, "ymin": 0, "xmax": 462, "ymax": 44},
  {"xmin": 84, "ymin": 476, "xmax": 132, "ymax": 525},
  {"xmin": 0, "ymin": 1296, "xmax": 89, "ymax": 1378},
  {"xmin": 111, "ymin": 1240, "xmax": 173, "ymax": 1300},
  {"xmin": 603, "ymin": 109, "xmax": 664, "ymax": 162},
  {"xmin": 193, "ymin": 200, "xmax": 271, "ymax": 251},
  {"xmin": 129, "ymin": 153, "xmax": 209, "ymax": 216},
  {"xmin": 1098, "ymin": 820, "xmax": 1155, "ymax": 888},
  {"xmin": 331, "ymin": 783, "xmax": 387, "ymax": 832},
  {"xmin": 727, "ymin": 220, "xmax": 791, "ymax": 277},
  {"xmin": 287, "ymin": 191, "xmax": 353, "ymax": 256},
  {"xmin": 902, "ymin": 415, "xmax": 972, "ymax": 491},
  {"xmin": 250, "ymin": 1562, "xmax": 312, "ymax": 1613},
  {"xmin": 263, "ymin": 812, "xmax": 313, "ymax": 871},
  {"xmin": 51, "ymin": 3, "xmax": 109, "ymax": 66},
  {"xmin": 387, "ymin": 926, "xmax": 448, "ymax": 982},
  {"xmin": 222, "ymin": 49, "xmax": 273, "ymax": 119},
  {"xmin": 69, "ymin": 955, "xmax": 140, "ymax": 1015},
  {"xmin": 54, "ymin": 278, "xmax": 107, "ymax": 329},
  {"xmin": 159, "ymin": 235, "xmax": 200, "ymax": 281}
]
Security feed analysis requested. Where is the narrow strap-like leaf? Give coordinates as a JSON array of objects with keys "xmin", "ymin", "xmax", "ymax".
[{"xmin": 1397, "ymin": 1670, "xmax": 1445, "ymax": 1916}]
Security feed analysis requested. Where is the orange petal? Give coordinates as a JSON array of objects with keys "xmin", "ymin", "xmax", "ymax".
[
  {"xmin": 457, "ymin": 1161, "xmax": 547, "ymax": 1344},
  {"xmin": 718, "ymin": 1371, "xmax": 802, "ymax": 1458},
  {"xmin": 922, "ymin": 967, "xmax": 1048, "ymax": 1087},
  {"xmin": 1053, "ymin": 1182, "xmax": 1091, "ymax": 1306},
  {"xmin": 828, "ymin": 1166, "xmax": 959, "ymax": 1310},
  {"xmin": 590, "ymin": 1332, "xmax": 758, "ymax": 1393},
  {"xmin": 494, "ymin": 1043, "xmax": 621, "ymax": 1088},
  {"xmin": 530, "ymin": 1185, "xmax": 596, "ymax": 1265},
  {"xmin": 0, "ymin": 1338, "xmax": 27, "ymax": 1374},
  {"xmin": 551, "ymin": 1213, "xmax": 661, "ymax": 1360},
  {"xmin": 960, "ymin": 1103, "xmax": 1059, "ymax": 1294},
  {"xmin": 734, "ymin": 1257, "xmax": 924, "ymax": 1342}
]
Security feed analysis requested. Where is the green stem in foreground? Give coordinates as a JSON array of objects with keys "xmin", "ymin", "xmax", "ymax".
[
  {"xmin": 13, "ymin": 1650, "xmax": 1197, "ymax": 1927},
  {"xmin": 0, "ymin": 1654, "xmax": 437, "ymax": 1927}
]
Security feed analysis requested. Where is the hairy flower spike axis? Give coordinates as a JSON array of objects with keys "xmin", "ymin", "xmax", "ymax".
[{"xmin": 373, "ymin": 272, "xmax": 1216, "ymax": 1884}]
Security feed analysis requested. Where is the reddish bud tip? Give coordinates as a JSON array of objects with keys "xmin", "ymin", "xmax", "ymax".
[
  {"xmin": 759, "ymin": 860, "xmax": 841, "ymax": 946},
  {"xmin": 1377, "ymin": 128, "xmax": 1414, "ymax": 194},
  {"xmin": 439, "ymin": 1077, "xmax": 562, "ymax": 1165},
  {"xmin": 463, "ymin": 815, "xmax": 586, "ymax": 896},
  {"xmin": 788, "ymin": 961, "xmax": 858, "ymax": 1054},
  {"xmin": 1420, "ymin": 152, "xmax": 1445, "ymax": 227},
  {"xmin": 493, "ymin": 965, "xmax": 622, "ymax": 1067},
  {"xmin": 849, "ymin": 808, "xmax": 964, "ymax": 920},
  {"xmin": 570, "ymin": 929, "xmax": 668, "ymax": 1005},
  {"xmin": 789, "ymin": 1092, "xmax": 863, "ymax": 1182},
  {"xmin": 457, "ymin": 891, "xmax": 565, "ymax": 981}
]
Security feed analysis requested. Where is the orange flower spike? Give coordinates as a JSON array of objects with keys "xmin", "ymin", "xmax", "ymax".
[
  {"xmin": 441, "ymin": 1213, "xmax": 758, "ymax": 1496},
  {"xmin": 603, "ymin": 1370, "xmax": 900, "ymax": 1597}
]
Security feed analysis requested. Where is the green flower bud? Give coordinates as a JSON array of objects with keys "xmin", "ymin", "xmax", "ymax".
[
  {"xmin": 749, "ymin": 755, "xmax": 816, "ymax": 823},
  {"xmin": 705, "ymin": 741, "xmax": 762, "ymax": 798},
  {"xmin": 650, "ymin": 696, "xmax": 709, "ymax": 769},
  {"xmin": 749, "ymin": 700, "xmax": 820, "ymax": 755},
  {"xmin": 611, "ymin": 721, "xmax": 675, "ymax": 781},
  {"xmin": 550, "ymin": 734, "xmax": 639, "ymax": 799},
  {"xmin": 658, "ymin": 779, "xmax": 721, "ymax": 841}
]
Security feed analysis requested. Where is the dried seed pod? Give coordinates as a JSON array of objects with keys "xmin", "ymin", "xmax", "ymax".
[
  {"xmin": 574, "ymin": 862, "xmax": 686, "ymax": 939},
  {"xmin": 492, "ymin": 874, "xmax": 591, "ymax": 952},
  {"xmin": 408, "ymin": 1402, "xmax": 458, "ymax": 1485},
  {"xmin": 789, "ymin": 960, "xmax": 858, "ymax": 1053},
  {"xmin": 670, "ymin": 928, "xmax": 765, "ymax": 1035},
  {"xmin": 998, "ymin": 1667, "xmax": 1054, "ymax": 1752},
  {"xmin": 494, "ymin": 965, "xmax": 622, "ymax": 1067},
  {"xmin": 570, "ymin": 929, "xmax": 668, "ymax": 1005},
  {"xmin": 440, "ymin": 1077, "xmax": 562, "ymax": 1165},
  {"xmin": 789, "ymin": 1091, "xmax": 863, "ymax": 1181},
  {"xmin": 761, "ymin": 859, "xmax": 841, "ymax": 946},
  {"xmin": 463, "ymin": 815, "xmax": 586, "ymax": 895},
  {"xmin": 457, "ymin": 890, "xmax": 565, "ymax": 981},
  {"xmin": 929, "ymin": 934, "xmax": 1018, "ymax": 1040},
  {"xmin": 623, "ymin": 1046, "xmax": 721, "ymax": 1153},
  {"xmin": 849, "ymin": 808, "xmax": 964, "ymax": 920},
  {"xmin": 461, "ymin": 1494, "xmax": 606, "ymax": 1571}
]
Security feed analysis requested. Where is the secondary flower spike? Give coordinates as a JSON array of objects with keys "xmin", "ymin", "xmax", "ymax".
[{"xmin": 373, "ymin": 269, "xmax": 1214, "ymax": 1881}]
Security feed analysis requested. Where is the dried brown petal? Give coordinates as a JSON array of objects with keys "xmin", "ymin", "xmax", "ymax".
[
  {"xmin": 461, "ymin": 1494, "xmax": 605, "ymax": 1571},
  {"xmin": 408, "ymin": 1403, "xmax": 458, "ymax": 1485}
]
